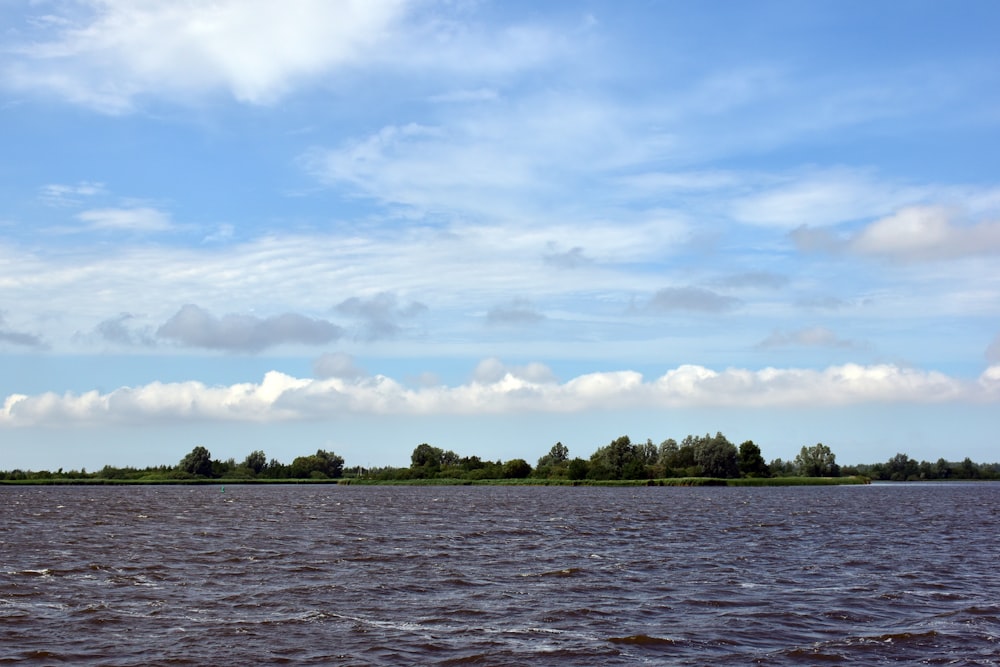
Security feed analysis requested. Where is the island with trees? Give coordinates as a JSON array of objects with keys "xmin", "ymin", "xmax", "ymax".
[{"xmin": 2, "ymin": 432, "xmax": 998, "ymax": 485}]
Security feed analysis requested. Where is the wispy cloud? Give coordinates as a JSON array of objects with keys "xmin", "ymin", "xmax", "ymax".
[
  {"xmin": 39, "ymin": 181, "xmax": 105, "ymax": 207},
  {"xmin": 76, "ymin": 207, "xmax": 173, "ymax": 232}
]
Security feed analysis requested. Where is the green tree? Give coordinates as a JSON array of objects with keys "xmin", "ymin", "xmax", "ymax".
[
  {"xmin": 590, "ymin": 435, "xmax": 637, "ymax": 479},
  {"xmin": 738, "ymin": 440, "xmax": 770, "ymax": 477},
  {"xmin": 795, "ymin": 443, "xmax": 840, "ymax": 477},
  {"xmin": 411, "ymin": 443, "xmax": 445, "ymax": 468},
  {"xmin": 503, "ymin": 458, "xmax": 532, "ymax": 478},
  {"xmin": 178, "ymin": 446, "xmax": 213, "ymax": 477},
  {"xmin": 290, "ymin": 449, "xmax": 344, "ymax": 479},
  {"xmin": 694, "ymin": 432, "xmax": 739, "ymax": 478},
  {"xmin": 243, "ymin": 450, "xmax": 267, "ymax": 475},
  {"xmin": 567, "ymin": 457, "xmax": 589, "ymax": 480}
]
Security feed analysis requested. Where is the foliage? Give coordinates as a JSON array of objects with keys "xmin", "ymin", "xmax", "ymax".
[
  {"xmin": 178, "ymin": 446, "xmax": 213, "ymax": 477},
  {"xmin": 738, "ymin": 440, "xmax": 770, "ymax": 477},
  {"xmin": 4, "ymin": 435, "xmax": 999, "ymax": 485},
  {"xmin": 795, "ymin": 443, "xmax": 840, "ymax": 477}
]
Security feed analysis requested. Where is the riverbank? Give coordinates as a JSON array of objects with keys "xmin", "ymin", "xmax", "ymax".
[{"xmin": 0, "ymin": 475, "xmax": 870, "ymax": 486}]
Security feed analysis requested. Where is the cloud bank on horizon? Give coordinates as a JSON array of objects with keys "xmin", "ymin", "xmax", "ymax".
[{"xmin": 1, "ymin": 1, "xmax": 999, "ymax": 466}]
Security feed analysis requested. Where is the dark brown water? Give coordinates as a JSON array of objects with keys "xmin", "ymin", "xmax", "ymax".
[{"xmin": 2, "ymin": 483, "xmax": 998, "ymax": 665}]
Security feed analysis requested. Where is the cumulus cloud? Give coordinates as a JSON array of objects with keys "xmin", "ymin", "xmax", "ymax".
[
  {"xmin": 4, "ymin": 0, "xmax": 409, "ymax": 112},
  {"xmin": 77, "ymin": 206, "xmax": 173, "ymax": 232},
  {"xmin": 486, "ymin": 299, "xmax": 545, "ymax": 327},
  {"xmin": 2, "ymin": 362, "xmax": 995, "ymax": 427},
  {"xmin": 156, "ymin": 304, "xmax": 343, "ymax": 352},
  {"xmin": 755, "ymin": 327, "xmax": 865, "ymax": 350},
  {"xmin": 850, "ymin": 206, "xmax": 1000, "ymax": 260},
  {"xmin": 333, "ymin": 292, "xmax": 427, "ymax": 341},
  {"xmin": 645, "ymin": 287, "xmax": 741, "ymax": 314}
]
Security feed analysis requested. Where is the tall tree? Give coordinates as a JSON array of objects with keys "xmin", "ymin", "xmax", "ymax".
[
  {"xmin": 795, "ymin": 443, "xmax": 840, "ymax": 477},
  {"xmin": 178, "ymin": 446, "xmax": 213, "ymax": 477},
  {"xmin": 738, "ymin": 440, "xmax": 770, "ymax": 477}
]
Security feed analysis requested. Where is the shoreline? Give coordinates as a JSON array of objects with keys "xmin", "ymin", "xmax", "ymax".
[{"xmin": 1, "ymin": 475, "xmax": 871, "ymax": 487}]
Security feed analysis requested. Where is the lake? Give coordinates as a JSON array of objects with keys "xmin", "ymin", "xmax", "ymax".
[{"xmin": 2, "ymin": 483, "xmax": 998, "ymax": 665}]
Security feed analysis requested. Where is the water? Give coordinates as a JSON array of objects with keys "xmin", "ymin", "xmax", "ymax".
[{"xmin": 2, "ymin": 483, "xmax": 998, "ymax": 665}]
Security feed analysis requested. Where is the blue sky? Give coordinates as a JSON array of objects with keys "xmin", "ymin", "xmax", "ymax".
[{"xmin": 2, "ymin": 0, "xmax": 999, "ymax": 471}]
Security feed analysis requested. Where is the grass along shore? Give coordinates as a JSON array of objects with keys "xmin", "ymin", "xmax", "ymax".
[{"xmin": 1, "ymin": 476, "xmax": 870, "ymax": 486}]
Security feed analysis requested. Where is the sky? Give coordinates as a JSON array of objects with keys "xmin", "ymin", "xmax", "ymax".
[{"xmin": 2, "ymin": 0, "xmax": 999, "ymax": 471}]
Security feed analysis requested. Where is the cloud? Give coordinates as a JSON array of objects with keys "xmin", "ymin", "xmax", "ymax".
[
  {"xmin": 2, "ymin": 363, "xmax": 995, "ymax": 427},
  {"xmin": 0, "ymin": 313, "xmax": 46, "ymax": 349},
  {"xmin": 486, "ymin": 299, "xmax": 545, "ymax": 327},
  {"xmin": 987, "ymin": 334, "xmax": 1000, "ymax": 365},
  {"xmin": 77, "ymin": 207, "xmax": 173, "ymax": 232},
  {"xmin": 4, "ymin": 0, "xmax": 410, "ymax": 112},
  {"xmin": 39, "ymin": 181, "xmax": 105, "ymax": 207},
  {"xmin": 792, "ymin": 206, "xmax": 1000, "ymax": 261},
  {"xmin": 796, "ymin": 296, "xmax": 848, "ymax": 310},
  {"xmin": 730, "ymin": 169, "xmax": 916, "ymax": 229},
  {"xmin": 850, "ymin": 206, "xmax": 1000, "ymax": 261},
  {"xmin": 543, "ymin": 246, "xmax": 591, "ymax": 269},
  {"xmin": 156, "ymin": 304, "xmax": 343, "ymax": 352},
  {"xmin": 93, "ymin": 313, "xmax": 155, "ymax": 346},
  {"xmin": 645, "ymin": 287, "xmax": 741, "ymax": 314},
  {"xmin": 713, "ymin": 271, "xmax": 789, "ymax": 289},
  {"xmin": 755, "ymin": 327, "xmax": 865, "ymax": 350},
  {"xmin": 313, "ymin": 352, "xmax": 366, "ymax": 380},
  {"xmin": 333, "ymin": 292, "xmax": 427, "ymax": 341},
  {"xmin": 472, "ymin": 358, "xmax": 557, "ymax": 384},
  {"xmin": 428, "ymin": 88, "xmax": 500, "ymax": 104}
]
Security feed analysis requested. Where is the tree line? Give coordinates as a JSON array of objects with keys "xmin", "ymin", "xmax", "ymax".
[{"xmin": 2, "ymin": 433, "xmax": 998, "ymax": 482}]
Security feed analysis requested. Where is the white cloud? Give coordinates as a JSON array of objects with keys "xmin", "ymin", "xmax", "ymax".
[
  {"xmin": 730, "ymin": 168, "xmax": 920, "ymax": 228},
  {"xmin": 851, "ymin": 206, "xmax": 1000, "ymax": 260},
  {"xmin": 3, "ymin": 1, "xmax": 568, "ymax": 113},
  {"xmin": 2, "ymin": 362, "xmax": 994, "ymax": 427},
  {"xmin": 39, "ymin": 181, "xmax": 106, "ymax": 207},
  {"xmin": 76, "ymin": 206, "xmax": 173, "ymax": 232},
  {"xmin": 5, "ymin": 0, "xmax": 409, "ymax": 112}
]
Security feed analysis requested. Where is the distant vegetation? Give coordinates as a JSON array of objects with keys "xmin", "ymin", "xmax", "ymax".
[{"xmin": 2, "ymin": 433, "xmax": 998, "ymax": 484}]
